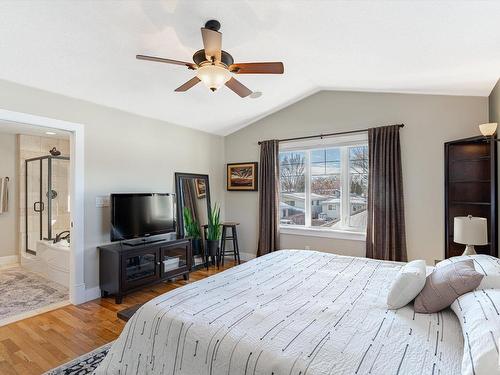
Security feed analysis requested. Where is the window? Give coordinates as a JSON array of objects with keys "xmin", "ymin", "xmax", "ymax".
[{"xmin": 279, "ymin": 136, "xmax": 368, "ymax": 233}]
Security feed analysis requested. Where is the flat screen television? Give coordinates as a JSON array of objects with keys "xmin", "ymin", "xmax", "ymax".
[{"xmin": 110, "ymin": 193, "xmax": 176, "ymax": 241}]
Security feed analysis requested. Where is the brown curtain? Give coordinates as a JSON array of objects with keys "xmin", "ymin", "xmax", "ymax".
[
  {"xmin": 366, "ymin": 125, "xmax": 407, "ymax": 261},
  {"xmin": 257, "ymin": 140, "xmax": 280, "ymax": 256}
]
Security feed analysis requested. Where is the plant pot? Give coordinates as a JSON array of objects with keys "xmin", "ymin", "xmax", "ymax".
[
  {"xmin": 191, "ymin": 238, "xmax": 202, "ymax": 256},
  {"xmin": 206, "ymin": 239, "xmax": 219, "ymax": 258}
]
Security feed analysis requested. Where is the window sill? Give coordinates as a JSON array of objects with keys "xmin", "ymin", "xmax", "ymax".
[{"xmin": 280, "ymin": 226, "xmax": 366, "ymax": 241}]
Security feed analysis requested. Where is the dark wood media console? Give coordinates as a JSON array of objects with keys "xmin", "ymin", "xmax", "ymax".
[{"xmin": 98, "ymin": 236, "xmax": 192, "ymax": 304}]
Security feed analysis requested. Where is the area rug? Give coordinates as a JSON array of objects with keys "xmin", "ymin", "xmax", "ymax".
[
  {"xmin": 0, "ymin": 266, "xmax": 69, "ymax": 322},
  {"xmin": 43, "ymin": 342, "xmax": 113, "ymax": 374}
]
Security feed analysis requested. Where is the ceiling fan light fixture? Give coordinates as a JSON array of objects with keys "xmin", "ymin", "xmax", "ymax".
[
  {"xmin": 136, "ymin": 20, "xmax": 283, "ymax": 97},
  {"xmin": 196, "ymin": 65, "xmax": 231, "ymax": 91}
]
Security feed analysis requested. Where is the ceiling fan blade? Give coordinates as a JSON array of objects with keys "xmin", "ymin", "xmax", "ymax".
[
  {"xmin": 225, "ymin": 77, "xmax": 252, "ymax": 98},
  {"xmin": 229, "ymin": 62, "xmax": 284, "ymax": 74},
  {"xmin": 201, "ymin": 28, "xmax": 222, "ymax": 62},
  {"xmin": 174, "ymin": 77, "xmax": 201, "ymax": 92},
  {"xmin": 136, "ymin": 55, "xmax": 196, "ymax": 69}
]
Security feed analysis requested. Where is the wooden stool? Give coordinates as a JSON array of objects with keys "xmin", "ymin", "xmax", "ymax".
[{"xmin": 220, "ymin": 222, "xmax": 241, "ymax": 266}]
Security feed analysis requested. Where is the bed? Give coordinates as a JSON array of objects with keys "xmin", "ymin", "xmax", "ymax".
[{"xmin": 95, "ymin": 250, "xmax": 464, "ymax": 374}]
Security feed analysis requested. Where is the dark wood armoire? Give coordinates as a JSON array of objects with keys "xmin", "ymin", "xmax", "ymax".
[{"xmin": 444, "ymin": 136, "xmax": 497, "ymax": 258}]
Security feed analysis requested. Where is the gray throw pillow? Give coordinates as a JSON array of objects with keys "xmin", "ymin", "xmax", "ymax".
[{"xmin": 413, "ymin": 259, "xmax": 483, "ymax": 314}]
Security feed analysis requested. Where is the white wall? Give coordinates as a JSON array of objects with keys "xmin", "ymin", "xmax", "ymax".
[
  {"xmin": 225, "ymin": 90, "xmax": 488, "ymax": 264},
  {"xmin": 0, "ymin": 133, "xmax": 17, "ymax": 260},
  {"xmin": 0, "ymin": 79, "xmax": 225, "ymax": 289}
]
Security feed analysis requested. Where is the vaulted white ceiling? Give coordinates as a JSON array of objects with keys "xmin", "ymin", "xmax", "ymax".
[{"xmin": 0, "ymin": 1, "xmax": 499, "ymax": 135}]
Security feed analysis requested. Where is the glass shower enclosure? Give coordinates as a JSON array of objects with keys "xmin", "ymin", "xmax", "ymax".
[{"xmin": 25, "ymin": 155, "xmax": 70, "ymax": 254}]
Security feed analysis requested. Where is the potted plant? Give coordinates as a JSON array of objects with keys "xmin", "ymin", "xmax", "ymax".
[
  {"xmin": 183, "ymin": 207, "xmax": 202, "ymax": 255},
  {"xmin": 206, "ymin": 203, "xmax": 222, "ymax": 261}
]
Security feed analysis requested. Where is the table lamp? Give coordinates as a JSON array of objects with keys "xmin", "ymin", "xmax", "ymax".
[{"xmin": 454, "ymin": 215, "xmax": 488, "ymax": 256}]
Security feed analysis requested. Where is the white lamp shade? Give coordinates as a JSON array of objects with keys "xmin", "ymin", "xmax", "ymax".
[
  {"xmin": 479, "ymin": 123, "xmax": 498, "ymax": 136},
  {"xmin": 196, "ymin": 65, "xmax": 232, "ymax": 91},
  {"xmin": 454, "ymin": 216, "xmax": 488, "ymax": 246}
]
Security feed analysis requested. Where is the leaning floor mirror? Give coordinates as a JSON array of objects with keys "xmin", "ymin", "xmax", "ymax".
[{"xmin": 175, "ymin": 172, "xmax": 211, "ymax": 269}]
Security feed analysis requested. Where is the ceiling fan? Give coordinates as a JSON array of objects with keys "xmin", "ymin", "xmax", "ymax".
[{"xmin": 136, "ymin": 20, "xmax": 284, "ymax": 98}]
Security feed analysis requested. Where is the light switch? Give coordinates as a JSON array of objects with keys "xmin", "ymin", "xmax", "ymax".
[{"xmin": 96, "ymin": 196, "xmax": 110, "ymax": 208}]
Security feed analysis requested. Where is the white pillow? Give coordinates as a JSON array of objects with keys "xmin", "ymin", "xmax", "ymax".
[
  {"xmin": 387, "ymin": 259, "xmax": 426, "ymax": 309},
  {"xmin": 436, "ymin": 255, "xmax": 500, "ymax": 289},
  {"xmin": 451, "ymin": 290, "xmax": 500, "ymax": 375}
]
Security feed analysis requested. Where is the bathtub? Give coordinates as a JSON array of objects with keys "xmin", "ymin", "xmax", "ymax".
[{"xmin": 21, "ymin": 240, "xmax": 70, "ymax": 288}]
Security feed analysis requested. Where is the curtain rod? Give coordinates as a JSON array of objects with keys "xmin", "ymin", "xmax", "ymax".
[{"xmin": 257, "ymin": 123, "xmax": 404, "ymax": 145}]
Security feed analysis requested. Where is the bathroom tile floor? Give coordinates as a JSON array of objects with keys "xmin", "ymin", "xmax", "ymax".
[{"xmin": 0, "ymin": 266, "xmax": 69, "ymax": 326}]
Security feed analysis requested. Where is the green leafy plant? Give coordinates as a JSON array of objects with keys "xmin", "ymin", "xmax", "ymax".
[
  {"xmin": 207, "ymin": 203, "xmax": 222, "ymax": 241},
  {"xmin": 183, "ymin": 207, "xmax": 201, "ymax": 239}
]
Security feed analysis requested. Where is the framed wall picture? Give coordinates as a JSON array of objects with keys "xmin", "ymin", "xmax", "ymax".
[
  {"xmin": 227, "ymin": 162, "xmax": 258, "ymax": 191},
  {"xmin": 195, "ymin": 178, "xmax": 206, "ymax": 198}
]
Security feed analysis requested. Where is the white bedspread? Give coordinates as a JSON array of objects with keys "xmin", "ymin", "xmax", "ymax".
[{"xmin": 95, "ymin": 250, "xmax": 464, "ymax": 375}]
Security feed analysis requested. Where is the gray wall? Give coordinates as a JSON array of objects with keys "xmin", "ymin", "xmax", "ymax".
[
  {"xmin": 490, "ymin": 79, "xmax": 500, "ymax": 123},
  {"xmin": 0, "ymin": 133, "xmax": 17, "ymax": 259},
  {"xmin": 489, "ymin": 78, "xmax": 499, "ymax": 254},
  {"xmin": 224, "ymin": 90, "xmax": 488, "ymax": 264},
  {"xmin": 0, "ymin": 79, "xmax": 225, "ymax": 289},
  {"xmin": 0, "ymin": 80, "xmax": 493, "ymax": 287}
]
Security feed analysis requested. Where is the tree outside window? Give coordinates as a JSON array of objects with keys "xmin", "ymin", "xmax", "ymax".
[{"xmin": 279, "ymin": 143, "xmax": 368, "ymax": 232}]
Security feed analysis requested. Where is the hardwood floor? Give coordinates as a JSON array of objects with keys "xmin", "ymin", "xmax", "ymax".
[{"xmin": 0, "ymin": 261, "xmax": 237, "ymax": 375}]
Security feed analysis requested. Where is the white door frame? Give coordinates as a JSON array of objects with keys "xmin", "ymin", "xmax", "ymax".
[{"xmin": 0, "ymin": 109, "xmax": 86, "ymax": 304}]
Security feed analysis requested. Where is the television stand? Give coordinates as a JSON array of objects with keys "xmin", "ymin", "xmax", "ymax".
[
  {"xmin": 121, "ymin": 233, "xmax": 177, "ymax": 247},
  {"xmin": 99, "ymin": 236, "xmax": 192, "ymax": 304},
  {"xmin": 122, "ymin": 238, "xmax": 164, "ymax": 247}
]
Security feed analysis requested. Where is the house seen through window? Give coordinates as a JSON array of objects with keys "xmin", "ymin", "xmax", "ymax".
[{"xmin": 279, "ymin": 138, "xmax": 368, "ymax": 232}]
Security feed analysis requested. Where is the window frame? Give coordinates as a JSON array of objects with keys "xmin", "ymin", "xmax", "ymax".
[{"xmin": 279, "ymin": 133, "xmax": 368, "ymax": 241}]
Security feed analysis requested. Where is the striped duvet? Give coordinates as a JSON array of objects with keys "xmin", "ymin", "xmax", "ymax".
[{"xmin": 95, "ymin": 250, "xmax": 463, "ymax": 374}]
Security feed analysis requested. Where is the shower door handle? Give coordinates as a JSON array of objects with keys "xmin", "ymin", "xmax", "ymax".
[{"xmin": 34, "ymin": 201, "xmax": 45, "ymax": 213}]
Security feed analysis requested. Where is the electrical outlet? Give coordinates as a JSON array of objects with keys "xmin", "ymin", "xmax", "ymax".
[{"xmin": 96, "ymin": 196, "xmax": 110, "ymax": 208}]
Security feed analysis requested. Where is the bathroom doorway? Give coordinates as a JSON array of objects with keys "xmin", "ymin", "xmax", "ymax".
[
  {"xmin": 0, "ymin": 109, "xmax": 85, "ymax": 325},
  {"xmin": 0, "ymin": 126, "xmax": 72, "ymax": 325}
]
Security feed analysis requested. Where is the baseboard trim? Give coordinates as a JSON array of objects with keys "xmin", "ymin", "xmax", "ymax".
[
  {"xmin": 69, "ymin": 284, "xmax": 102, "ymax": 305},
  {"xmin": 0, "ymin": 255, "xmax": 19, "ymax": 267},
  {"xmin": 70, "ymin": 283, "xmax": 86, "ymax": 305},
  {"xmin": 84, "ymin": 286, "xmax": 102, "ymax": 302},
  {"xmin": 239, "ymin": 252, "xmax": 256, "ymax": 261}
]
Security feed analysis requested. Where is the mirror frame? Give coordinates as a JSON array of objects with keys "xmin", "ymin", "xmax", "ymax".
[{"xmin": 174, "ymin": 172, "xmax": 211, "ymax": 238}]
